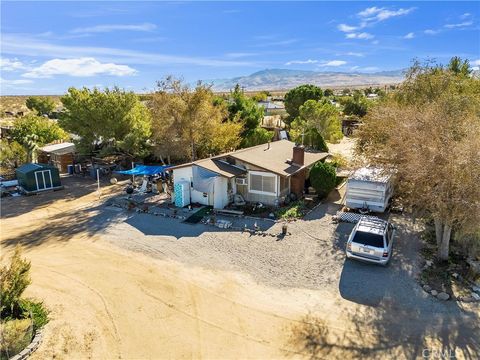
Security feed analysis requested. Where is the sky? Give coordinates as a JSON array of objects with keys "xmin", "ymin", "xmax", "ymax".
[{"xmin": 1, "ymin": 1, "xmax": 479, "ymax": 95}]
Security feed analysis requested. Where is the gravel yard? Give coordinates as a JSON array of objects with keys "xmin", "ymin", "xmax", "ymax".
[{"xmin": 100, "ymin": 202, "xmax": 347, "ymax": 290}]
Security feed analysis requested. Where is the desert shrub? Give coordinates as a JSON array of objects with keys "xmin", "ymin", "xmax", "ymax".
[
  {"xmin": 310, "ymin": 162, "xmax": 336, "ymax": 198},
  {"xmin": 0, "ymin": 246, "xmax": 31, "ymax": 318},
  {"xmin": 276, "ymin": 201, "xmax": 306, "ymax": 220},
  {"xmin": 0, "ymin": 318, "xmax": 33, "ymax": 359},
  {"xmin": 329, "ymin": 153, "xmax": 348, "ymax": 168},
  {"xmin": 0, "ymin": 246, "xmax": 48, "ymax": 329},
  {"xmin": 19, "ymin": 299, "xmax": 49, "ymax": 330}
]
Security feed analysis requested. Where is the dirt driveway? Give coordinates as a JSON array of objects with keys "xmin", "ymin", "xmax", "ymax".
[{"xmin": 1, "ymin": 177, "xmax": 478, "ymax": 359}]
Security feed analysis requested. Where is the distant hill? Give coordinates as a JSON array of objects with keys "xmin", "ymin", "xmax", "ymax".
[{"xmin": 209, "ymin": 68, "xmax": 405, "ymax": 91}]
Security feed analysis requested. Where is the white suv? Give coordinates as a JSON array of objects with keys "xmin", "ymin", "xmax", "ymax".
[{"xmin": 346, "ymin": 217, "xmax": 395, "ymax": 266}]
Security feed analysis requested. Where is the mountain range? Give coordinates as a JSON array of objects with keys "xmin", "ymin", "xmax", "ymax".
[{"xmin": 208, "ymin": 68, "xmax": 405, "ymax": 91}]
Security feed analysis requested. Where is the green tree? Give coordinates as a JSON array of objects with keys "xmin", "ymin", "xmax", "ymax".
[
  {"xmin": 25, "ymin": 96, "xmax": 55, "ymax": 116},
  {"xmin": 356, "ymin": 58, "xmax": 480, "ymax": 261},
  {"xmin": 251, "ymin": 91, "xmax": 270, "ymax": 102},
  {"xmin": 289, "ymin": 122, "xmax": 329, "ymax": 152},
  {"xmin": 323, "ymin": 89, "xmax": 334, "ymax": 97},
  {"xmin": 309, "ymin": 162, "xmax": 336, "ymax": 198},
  {"xmin": 228, "ymin": 84, "xmax": 264, "ymax": 136},
  {"xmin": 284, "ymin": 84, "xmax": 323, "ymax": 126},
  {"xmin": 296, "ymin": 100, "xmax": 342, "ymax": 142},
  {"xmin": 59, "ymin": 87, "xmax": 151, "ymax": 158},
  {"xmin": 447, "ymin": 56, "xmax": 471, "ymax": 77},
  {"xmin": 11, "ymin": 114, "xmax": 67, "ymax": 162},
  {"xmin": 0, "ymin": 140, "xmax": 27, "ymax": 169},
  {"xmin": 343, "ymin": 91, "xmax": 370, "ymax": 117},
  {"xmin": 241, "ymin": 127, "xmax": 273, "ymax": 148}
]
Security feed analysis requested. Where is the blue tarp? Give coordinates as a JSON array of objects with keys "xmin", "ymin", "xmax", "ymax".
[{"xmin": 114, "ymin": 165, "xmax": 170, "ymax": 176}]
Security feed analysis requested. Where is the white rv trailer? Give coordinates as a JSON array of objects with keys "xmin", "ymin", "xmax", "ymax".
[{"xmin": 345, "ymin": 167, "xmax": 393, "ymax": 213}]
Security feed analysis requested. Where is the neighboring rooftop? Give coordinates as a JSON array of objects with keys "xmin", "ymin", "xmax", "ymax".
[{"xmin": 39, "ymin": 142, "xmax": 76, "ymax": 155}]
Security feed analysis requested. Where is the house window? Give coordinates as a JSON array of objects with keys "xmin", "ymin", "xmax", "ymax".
[{"xmin": 249, "ymin": 171, "xmax": 277, "ymax": 195}]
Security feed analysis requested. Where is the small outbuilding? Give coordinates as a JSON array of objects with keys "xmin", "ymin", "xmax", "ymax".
[
  {"xmin": 16, "ymin": 163, "xmax": 63, "ymax": 194},
  {"xmin": 37, "ymin": 142, "xmax": 76, "ymax": 173}
]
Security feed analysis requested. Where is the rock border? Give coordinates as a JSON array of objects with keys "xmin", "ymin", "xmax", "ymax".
[
  {"xmin": 420, "ymin": 272, "xmax": 480, "ymax": 303},
  {"xmin": 9, "ymin": 329, "xmax": 42, "ymax": 360}
]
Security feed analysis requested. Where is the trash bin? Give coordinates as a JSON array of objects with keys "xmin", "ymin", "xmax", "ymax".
[{"xmin": 67, "ymin": 164, "xmax": 74, "ymax": 175}]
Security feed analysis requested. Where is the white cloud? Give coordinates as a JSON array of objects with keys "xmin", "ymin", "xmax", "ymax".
[
  {"xmin": 0, "ymin": 77, "xmax": 33, "ymax": 85},
  {"xmin": 444, "ymin": 21, "xmax": 473, "ymax": 29},
  {"xmin": 404, "ymin": 32, "xmax": 415, "ymax": 39},
  {"xmin": 345, "ymin": 52, "xmax": 365, "ymax": 57},
  {"xmin": 285, "ymin": 59, "xmax": 318, "ymax": 65},
  {"xmin": 358, "ymin": 6, "xmax": 415, "ymax": 22},
  {"xmin": 22, "ymin": 57, "xmax": 137, "ymax": 78},
  {"xmin": 346, "ymin": 32, "xmax": 374, "ymax": 40},
  {"xmin": 472, "ymin": 66, "xmax": 479, "ymax": 71},
  {"xmin": 0, "ymin": 58, "xmax": 29, "ymax": 71},
  {"xmin": 71, "ymin": 23, "xmax": 156, "ymax": 34},
  {"xmin": 320, "ymin": 60, "xmax": 347, "ymax": 67},
  {"xmin": 472, "ymin": 59, "xmax": 480, "ymax": 66},
  {"xmin": 225, "ymin": 52, "xmax": 258, "ymax": 58},
  {"xmin": 337, "ymin": 24, "xmax": 357, "ymax": 32},
  {"xmin": 424, "ymin": 29, "xmax": 440, "ymax": 35},
  {"xmin": 2, "ymin": 34, "xmax": 253, "ymax": 67},
  {"xmin": 460, "ymin": 13, "xmax": 471, "ymax": 20}
]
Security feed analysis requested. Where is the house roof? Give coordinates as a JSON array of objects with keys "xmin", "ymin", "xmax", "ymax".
[
  {"xmin": 219, "ymin": 140, "xmax": 328, "ymax": 177},
  {"xmin": 170, "ymin": 158, "xmax": 246, "ymax": 178},
  {"xmin": 195, "ymin": 158, "xmax": 246, "ymax": 178},
  {"xmin": 39, "ymin": 142, "xmax": 76, "ymax": 155},
  {"xmin": 170, "ymin": 140, "xmax": 328, "ymax": 178}
]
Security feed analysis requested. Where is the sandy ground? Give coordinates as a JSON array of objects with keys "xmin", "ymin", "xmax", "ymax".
[
  {"xmin": 1, "ymin": 176, "xmax": 479, "ymax": 359},
  {"xmin": 326, "ymin": 137, "xmax": 356, "ymax": 161}
]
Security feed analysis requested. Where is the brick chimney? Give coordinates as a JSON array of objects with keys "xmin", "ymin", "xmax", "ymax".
[{"xmin": 292, "ymin": 144, "xmax": 305, "ymax": 167}]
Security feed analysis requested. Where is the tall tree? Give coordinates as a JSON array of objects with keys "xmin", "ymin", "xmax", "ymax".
[
  {"xmin": 291, "ymin": 99, "xmax": 342, "ymax": 143},
  {"xmin": 59, "ymin": 87, "xmax": 151, "ymax": 158},
  {"xmin": 284, "ymin": 84, "xmax": 323, "ymax": 126},
  {"xmin": 447, "ymin": 56, "xmax": 471, "ymax": 77},
  {"xmin": 11, "ymin": 114, "xmax": 67, "ymax": 162},
  {"xmin": 25, "ymin": 96, "xmax": 55, "ymax": 116},
  {"xmin": 343, "ymin": 91, "xmax": 370, "ymax": 117},
  {"xmin": 356, "ymin": 58, "xmax": 480, "ymax": 261},
  {"xmin": 227, "ymin": 84, "xmax": 264, "ymax": 137},
  {"xmin": 150, "ymin": 77, "xmax": 241, "ymax": 162}
]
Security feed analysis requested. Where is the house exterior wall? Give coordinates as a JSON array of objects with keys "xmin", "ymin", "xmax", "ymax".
[
  {"xmin": 172, "ymin": 166, "xmax": 229, "ymax": 209},
  {"xmin": 226, "ymin": 157, "xmax": 292, "ymax": 205},
  {"xmin": 172, "ymin": 167, "xmax": 208, "ymax": 206}
]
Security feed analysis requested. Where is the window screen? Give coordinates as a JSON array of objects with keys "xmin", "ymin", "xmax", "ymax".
[{"xmin": 250, "ymin": 173, "xmax": 276, "ymax": 194}]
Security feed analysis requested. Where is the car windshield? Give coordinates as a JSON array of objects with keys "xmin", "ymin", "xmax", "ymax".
[{"xmin": 352, "ymin": 231, "xmax": 384, "ymax": 248}]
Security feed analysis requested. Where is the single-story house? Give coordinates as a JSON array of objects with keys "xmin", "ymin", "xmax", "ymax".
[
  {"xmin": 37, "ymin": 142, "xmax": 76, "ymax": 173},
  {"xmin": 16, "ymin": 163, "xmax": 62, "ymax": 194},
  {"xmin": 169, "ymin": 140, "xmax": 329, "ymax": 208}
]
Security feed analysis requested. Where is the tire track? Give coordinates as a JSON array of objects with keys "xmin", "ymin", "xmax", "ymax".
[{"xmin": 35, "ymin": 264, "xmax": 123, "ymax": 358}]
